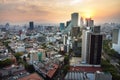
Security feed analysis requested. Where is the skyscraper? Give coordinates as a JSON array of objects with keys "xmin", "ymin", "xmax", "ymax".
[
  {"xmin": 85, "ymin": 18, "xmax": 94, "ymax": 27},
  {"xmin": 71, "ymin": 13, "xmax": 79, "ymax": 27},
  {"xmin": 82, "ymin": 28, "xmax": 103, "ymax": 65},
  {"xmin": 112, "ymin": 28, "xmax": 120, "ymax": 54},
  {"xmin": 60, "ymin": 23, "xmax": 65, "ymax": 31},
  {"xmin": 92, "ymin": 26, "xmax": 101, "ymax": 33},
  {"xmin": 66, "ymin": 20, "xmax": 71, "ymax": 27},
  {"xmin": 80, "ymin": 17, "xmax": 84, "ymax": 27},
  {"xmin": 29, "ymin": 21, "xmax": 34, "ymax": 30},
  {"xmin": 71, "ymin": 27, "xmax": 80, "ymax": 38},
  {"xmin": 88, "ymin": 33, "xmax": 103, "ymax": 65},
  {"xmin": 81, "ymin": 28, "xmax": 91, "ymax": 63}
]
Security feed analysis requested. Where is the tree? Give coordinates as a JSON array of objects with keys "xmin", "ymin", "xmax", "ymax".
[
  {"xmin": 59, "ymin": 50, "xmax": 65, "ymax": 55},
  {"xmin": 64, "ymin": 55, "xmax": 69, "ymax": 65},
  {"xmin": 63, "ymin": 65, "xmax": 70, "ymax": 74},
  {"xmin": 0, "ymin": 59, "xmax": 13, "ymax": 68},
  {"xmin": 25, "ymin": 64, "xmax": 35, "ymax": 73},
  {"xmin": 23, "ymin": 56, "xmax": 27, "ymax": 62},
  {"xmin": 101, "ymin": 59, "xmax": 120, "ymax": 79},
  {"xmin": 49, "ymin": 42, "xmax": 54, "ymax": 45},
  {"xmin": 41, "ymin": 43, "xmax": 46, "ymax": 49},
  {"xmin": 118, "ymin": 61, "xmax": 120, "ymax": 65},
  {"xmin": 27, "ymin": 53, "xmax": 30, "ymax": 58},
  {"xmin": 14, "ymin": 52, "xmax": 23, "ymax": 61}
]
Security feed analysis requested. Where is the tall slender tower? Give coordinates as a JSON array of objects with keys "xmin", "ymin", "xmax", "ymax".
[
  {"xmin": 29, "ymin": 21, "xmax": 34, "ymax": 30},
  {"xmin": 81, "ymin": 28, "xmax": 91, "ymax": 63},
  {"xmin": 88, "ymin": 33, "xmax": 103, "ymax": 65},
  {"xmin": 80, "ymin": 17, "xmax": 84, "ymax": 27},
  {"xmin": 60, "ymin": 23, "xmax": 65, "ymax": 31},
  {"xmin": 71, "ymin": 13, "xmax": 79, "ymax": 27}
]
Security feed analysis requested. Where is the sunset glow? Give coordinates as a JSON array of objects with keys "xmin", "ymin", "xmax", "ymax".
[
  {"xmin": 83, "ymin": 11, "xmax": 93, "ymax": 19},
  {"xmin": 0, "ymin": 0, "xmax": 120, "ymax": 24}
]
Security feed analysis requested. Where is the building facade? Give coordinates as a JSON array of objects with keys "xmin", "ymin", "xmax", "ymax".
[
  {"xmin": 60, "ymin": 23, "xmax": 65, "ymax": 31},
  {"xmin": 85, "ymin": 18, "xmax": 94, "ymax": 27},
  {"xmin": 82, "ymin": 28, "xmax": 103, "ymax": 65},
  {"xmin": 88, "ymin": 33, "xmax": 103, "ymax": 65},
  {"xmin": 29, "ymin": 21, "xmax": 34, "ymax": 30},
  {"xmin": 112, "ymin": 29, "xmax": 120, "ymax": 54},
  {"xmin": 81, "ymin": 29, "xmax": 91, "ymax": 63},
  {"xmin": 71, "ymin": 13, "xmax": 79, "ymax": 27}
]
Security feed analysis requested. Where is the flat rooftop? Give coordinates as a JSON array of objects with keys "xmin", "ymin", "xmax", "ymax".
[
  {"xmin": 69, "ymin": 57, "xmax": 81, "ymax": 66},
  {"xmin": 47, "ymin": 64, "xmax": 59, "ymax": 78},
  {"xmin": 69, "ymin": 66, "xmax": 102, "ymax": 73},
  {"xmin": 18, "ymin": 73, "xmax": 44, "ymax": 80}
]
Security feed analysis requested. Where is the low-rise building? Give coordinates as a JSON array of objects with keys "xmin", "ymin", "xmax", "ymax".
[{"xmin": 18, "ymin": 73, "xmax": 44, "ymax": 80}]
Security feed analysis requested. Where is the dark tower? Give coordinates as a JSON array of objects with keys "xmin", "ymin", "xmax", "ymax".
[
  {"xmin": 88, "ymin": 33, "xmax": 103, "ymax": 65},
  {"xmin": 29, "ymin": 21, "xmax": 34, "ymax": 30}
]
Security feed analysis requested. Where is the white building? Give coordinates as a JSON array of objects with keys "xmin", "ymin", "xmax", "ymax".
[
  {"xmin": 62, "ymin": 34, "xmax": 67, "ymax": 45},
  {"xmin": 30, "ymin": 49, "xmax": 38, "ymax": 64},
  {"xmin": 81, "ymin": 28, "xmax": 91, "ymax": 63},
  {"xmin": 15, "ymin": 43, "xmax": 25, "ymax": 52},
  {"xmin": 112, "ymin": 29, "xmax": 120, "ymax": 54},
  {"xmin": 9, "ymin": 41, "xmax": 25, "ymax": 53},
  {"xmin": 20, "ymin": 34, "xmax": 26, "ymax": 40},
  {"xmin": 46, "ymin": 36, "xmax": 56, "ymax": 42},
  {"xmin": 29, "ymin": 48, "xmax": 46, "ymax": 64}
]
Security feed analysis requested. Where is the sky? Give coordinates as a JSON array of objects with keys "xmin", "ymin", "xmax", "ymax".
[{"xmin": 0, "ymin": 0, "xmax": 120, "ymax": 25}]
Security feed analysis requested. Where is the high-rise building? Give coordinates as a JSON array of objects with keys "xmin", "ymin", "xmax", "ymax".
[
  {"xmin": 88, "ymin": 33, "xmax": 103, "ymax": 65},
  {"xmin": 92, "ymin": 26, "xmax": 101, "ymax": 33},
  {"xmin": 66, "ymin": 20, "xmax": 71, "ymax": 27},
  {"xmin": 60, "ymin": 23, "xmax": 65, "ymax": 31},
  {"xmin": 63, "ymin": 34, "xmax": 67, "ymax": 45},
  {"xmin": 112, "ymin": 28, "xmax": 120, "ymax": 54},
  {"xmin": 82, "ymin": 28, "xmax": 103, "ymax": 65},
  {"xmin": 85, "ymin": 18, "xmax": 94, "ymax": 27},
  {"xmin": 72, "ymin": 38, "xmax": 81, "ymax": 56},
  {"xmin": 71, "ymin": 13, "xmax": 79, "ymax": 27},
  {"xmin": 5, "ymin": 23, "xmax": 9, "ymax": 30},
  {"xmin": 80, "ymin": 17, "xmax": 84, "ymax": 27},
  {"xmin": 81, "ymin": 28, "xmax": 91, "ymax": 63},
  {"xmin": 71, "ymin": 27, "xmax": 80, "ymax": 38},
  {"xmin": 29, "ymin": 21, "xmax": 34, "ymax": 30}
]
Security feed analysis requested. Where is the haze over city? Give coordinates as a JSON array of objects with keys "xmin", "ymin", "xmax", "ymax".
[
  {"xmin": 0, "ymin": 0, "xmax": 120, "ymax": 25},
  {"xmin": 0, "ymin": 0, "xmax": 120, "ymax": 80}
]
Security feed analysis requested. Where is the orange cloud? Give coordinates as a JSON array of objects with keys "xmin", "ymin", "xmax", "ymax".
[{"xmin": 0, "ymin": 0, "xmax": 120, "ymax": 24}]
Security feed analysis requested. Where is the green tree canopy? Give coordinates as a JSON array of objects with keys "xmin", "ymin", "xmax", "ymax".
[{"xmin": 0, "ymin": 59, "xmax": 13, "ymax": 68}]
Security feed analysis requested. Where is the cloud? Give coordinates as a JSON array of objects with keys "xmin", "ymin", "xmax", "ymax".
[
  {"xmin": 0, "ymin": 0, "xmax": 120, "ymax": 24},
  {"xmin": 0, "ymin": 0, "xmax": 25, "ymax": 4}
]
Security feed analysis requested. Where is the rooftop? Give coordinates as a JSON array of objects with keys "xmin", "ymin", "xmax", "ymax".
[
  {"xmin": 18, "ymin": 73, "xmax": 44, "ymax": 80},
  {"xmin": 69, "ymin": 66, "xmax": 102, "ymax": 73},
  {"xmin": 47, "ymin": 64, "xmax": 59, "ymax": 78},
  {"xmin": 64, "ymin": 71, "xmax": 95, "ymax": 80}
]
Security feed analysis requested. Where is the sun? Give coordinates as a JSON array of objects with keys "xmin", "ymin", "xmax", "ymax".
[
  {"xmin": 83, "ymin": 12, "xmax": 93, "ymax": 18},
  {"xmin": 82, "ymin": 11, "xmax": 94, "ymax": 18},
  {"xmin": 85, "ymin": 13, "xmax": 91, "ymax": 18}
]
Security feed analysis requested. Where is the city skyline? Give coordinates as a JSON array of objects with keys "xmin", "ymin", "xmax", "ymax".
[{"xmin": 0, "ymin": 0, "xmax": 120, "ymax": 25}]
